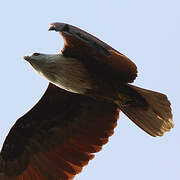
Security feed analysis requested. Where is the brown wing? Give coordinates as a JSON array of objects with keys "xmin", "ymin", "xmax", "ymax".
[
  {"xmin": 49, "ymin": 22, "xmax": 137, "ymax": 83},
  {"xmin": 0, "ymin": 83, "xmax": 120, "ymax": 180}
]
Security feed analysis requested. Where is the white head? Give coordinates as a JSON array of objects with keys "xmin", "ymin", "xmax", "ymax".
[
  {"xmin": 24, "ymin": 53, "xmax": 62, "ymax": 72},
  {"xmin": 23, "ymin": 52, "xmax": 93, "ymax": 94}
]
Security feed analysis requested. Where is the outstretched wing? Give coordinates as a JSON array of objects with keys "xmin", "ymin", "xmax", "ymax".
[
  {"xmin": 49, "ymin": 22, "xmax": 137, "ymax": 83},
  {"xmin": 0, "ymin": 83, "xmax": 120, "ymax": 180}
]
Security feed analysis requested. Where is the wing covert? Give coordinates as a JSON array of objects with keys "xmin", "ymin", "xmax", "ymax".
[
  {"xmin": 49, "ymin": 22, "xmax": 137, "ymax": 83},
  {"xmin": 0, "ymin": 83, "xmax": 120, "ymax": 179}
]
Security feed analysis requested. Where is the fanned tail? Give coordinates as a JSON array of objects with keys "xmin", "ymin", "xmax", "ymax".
[{"xmin": 116, "ymin": 84, "xmax": 173, "ymax": 137}]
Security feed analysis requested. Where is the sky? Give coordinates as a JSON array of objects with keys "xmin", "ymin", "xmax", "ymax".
[{"xmin": 0, "ymin": 0, "xmax": 180, "ymax": 179}]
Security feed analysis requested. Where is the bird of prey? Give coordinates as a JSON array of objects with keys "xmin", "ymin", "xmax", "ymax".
[{"xmin": 0, "ymin": 23, "xmax": 173, "ymax": 180}]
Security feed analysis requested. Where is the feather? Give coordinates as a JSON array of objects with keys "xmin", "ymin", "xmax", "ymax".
[{"xmin": 117, "ymin": 84, "xmax": 173, "ymax": 136}]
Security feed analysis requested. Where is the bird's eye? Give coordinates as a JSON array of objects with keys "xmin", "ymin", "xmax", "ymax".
[{"xmin": 33, "ymin": 53, "xmax": 40, "ymax": 56}]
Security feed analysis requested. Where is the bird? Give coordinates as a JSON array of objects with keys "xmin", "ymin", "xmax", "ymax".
[{"xmin": 0, "ymin": 22, "xmax": 173, "ymax": 180}]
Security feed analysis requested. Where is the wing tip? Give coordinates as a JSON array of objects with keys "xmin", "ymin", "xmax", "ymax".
[{"xmin": 49, "ymin": 22, "xmax": 69, "ymax": 32}]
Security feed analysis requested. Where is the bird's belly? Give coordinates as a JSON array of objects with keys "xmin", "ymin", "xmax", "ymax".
[
  {"xmin": 51, "ymin": 76, "xmax": 92, "ymax": 94},
  {"xmin": 41, "ymin": 58, "xmax": 94, "ymax": 94}
]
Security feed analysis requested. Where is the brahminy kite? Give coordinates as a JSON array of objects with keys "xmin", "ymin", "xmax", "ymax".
[{"xmin": 0, "ymin": 23, "xmax": 173, "ymax": 180}]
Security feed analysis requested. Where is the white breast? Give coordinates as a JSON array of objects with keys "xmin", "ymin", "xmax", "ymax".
[{"xmin": 40, "ymin": 54, "xmax": 94, "ymax": 94}]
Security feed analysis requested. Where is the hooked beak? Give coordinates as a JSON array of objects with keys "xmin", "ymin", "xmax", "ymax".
[{"xmin": 23, "ymin": 56, "xmax": 30, "ymax": 61}]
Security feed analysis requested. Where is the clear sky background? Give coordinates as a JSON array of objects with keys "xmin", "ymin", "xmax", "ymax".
[{"xmin": 0, "ymin": 0, "xmax": 179, "ymax": 179}]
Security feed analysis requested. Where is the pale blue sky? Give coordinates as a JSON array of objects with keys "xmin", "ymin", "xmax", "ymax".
[{"xmin": 0, "ymin": 0, "xmax": 179, "ymax": 179}]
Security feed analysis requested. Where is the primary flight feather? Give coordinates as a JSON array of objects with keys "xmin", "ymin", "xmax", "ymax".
[{"xmin": 0, "ymin": 22, "xmax": 173, "ymax": 180}]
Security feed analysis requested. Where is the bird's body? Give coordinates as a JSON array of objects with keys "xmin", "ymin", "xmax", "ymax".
[
  {"xmin": 0, "ymin": 22, "xmax": 173, "ymax": 180},
  {"xmin": 27, "ymin": 53, "xmax": 94, "ymax": 94}
]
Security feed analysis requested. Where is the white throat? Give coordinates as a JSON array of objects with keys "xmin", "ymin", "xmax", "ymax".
[{"xmin": 26, "ymin": 53, "xmax": 93, "ymax": 94}]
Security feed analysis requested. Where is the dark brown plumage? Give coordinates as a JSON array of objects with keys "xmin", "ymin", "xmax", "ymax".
[
  {"xmin": 0, "ymin": 23, "xmax": 173, "ymax": 180},
  {"xmin": 0, "ymin": 84, "xmax": 119, "ymax": 179},
  {"xmin": 51, "ymin": 22, "xmax": 137, "ymax": 84}
]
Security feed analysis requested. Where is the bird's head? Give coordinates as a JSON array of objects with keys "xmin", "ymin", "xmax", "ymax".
[
  {"xmin": 24, "ymin": 53, "xmax": 48, "ymax": 65},
  {"xmin": 24, "ymin": 52, "xmax": 45, "ymax": 67},
  {"xmin": 24, "ymin": 53, "xmax": 61, "ymax": 72}
]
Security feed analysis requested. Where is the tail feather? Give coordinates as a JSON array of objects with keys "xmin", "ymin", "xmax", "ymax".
[{"xmin": 116, "ymin": 85, "xmax": 173, "ymax": 137}]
